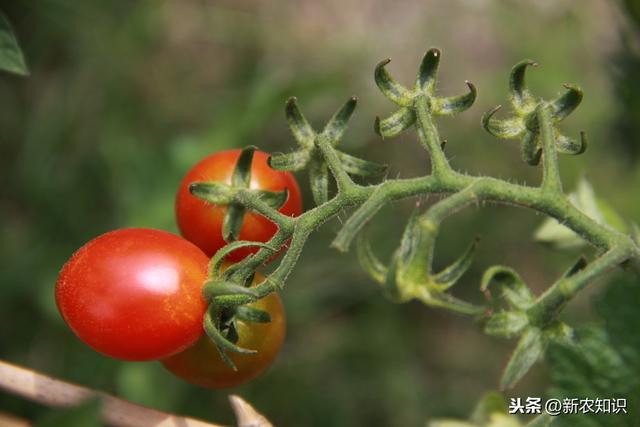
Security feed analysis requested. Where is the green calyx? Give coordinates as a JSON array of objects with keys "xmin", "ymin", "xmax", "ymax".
[
  {"xmin": 482, "ymin": 60, "xmax": 586, "ymax": 165},
  {"xmin": 357, "ymin": 207, "xmax": 482, "ymax": 316},
  {"xmin": 190, "ymin": 145, "xmax": 289, "ymax": 243},
  {"xmin": 194, "ymin": 47, "xmax": 640, "ymax": 385},
  {"xmin": 269, "ymin": 97, "xmax": 387, "ymax": 205},
  {"xmin": 374, "ymin": 48, "xmax": 477, "ymax": 139}
]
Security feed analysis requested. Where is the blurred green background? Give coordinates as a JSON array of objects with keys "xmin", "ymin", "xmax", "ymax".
[{"xmin": 1, "ymin": 1, "xmax": 640, "ymax": 425}]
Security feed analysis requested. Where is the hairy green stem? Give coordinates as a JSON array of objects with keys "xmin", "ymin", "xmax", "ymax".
[
  {"xmin": 415, "ymin": 96, "xmax": 450, "ymax": 176},
  {"xmin": 314, "ymin": 135, "xmax": 356, "ymax": 196},
  {"xmin": 538, "ymin": 104, "xmax": 563, "ymax": 193},
  {"xmin": 234, "ymin": 189, "xmax": 295, "ymax": 232}
]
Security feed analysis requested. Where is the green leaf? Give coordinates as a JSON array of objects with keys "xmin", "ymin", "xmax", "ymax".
[
  {"xmin": 596, "ymin": 275, "xmax": 640, "ymax": 378},
  {"xmin": 546, "ymin": 275, "xmax": 640, "ymax": 427},
  {"xmin": 547, "ymin": 327, "xmax": 637, "ymax": 427},
  {"xmin": 0, "ymin": 12, "xmax": 28, "ymax": 76}
]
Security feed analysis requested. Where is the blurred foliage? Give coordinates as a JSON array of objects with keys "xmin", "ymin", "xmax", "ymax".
[
  {"xmin": 0, "ymin": 11, "xmax": 28, "ymax": 75},
  {"xmin": 35, "ymin": 399, "xmax": 101, "ymax": 427},
  {"xmin": 612, "ymin": 0, "xmax": 640, "ymax": 163},
  {"xmin": 547, "ymin": 273, "xmax": 640, "ymax": 427},
  {"xmin": 0, "ymin": 1, "xmax": 639, "ymax": 426}
]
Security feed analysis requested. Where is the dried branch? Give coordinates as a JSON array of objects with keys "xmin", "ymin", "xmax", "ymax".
[{"xmin": 0, "ymin": 359, "xmax": 271, "ymax": 427}]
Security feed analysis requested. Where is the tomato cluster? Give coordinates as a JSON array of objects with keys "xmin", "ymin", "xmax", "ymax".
[{"xmin": 55, "ymin": 149, "xmax": 302, "ymax": 388}]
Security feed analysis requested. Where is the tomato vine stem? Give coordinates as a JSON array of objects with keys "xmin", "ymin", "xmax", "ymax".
[{"xmin": 205, "ymin": 48, "xmax": 640, "ymax": 388}]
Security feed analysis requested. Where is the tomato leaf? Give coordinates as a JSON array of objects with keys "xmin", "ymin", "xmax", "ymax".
[
  {"xmin": 545, "ymin": 275, "xmax": 640, "ymax": 426},
  {"xmin": 0, "ymin": 12, "xmax": 28, "ymax": 76}
]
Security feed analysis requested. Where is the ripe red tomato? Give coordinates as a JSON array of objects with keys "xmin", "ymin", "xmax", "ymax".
[
  {"xmin": 161, "ymin": 272, "xmax": 286, "ymax": 388},
  {"xmin": 55, "ymin": 228, "xmax": 209, "ymax": 361},
  {"xmin": 175, "ymin": 149, "xmax": 302, "ymax": 261}
]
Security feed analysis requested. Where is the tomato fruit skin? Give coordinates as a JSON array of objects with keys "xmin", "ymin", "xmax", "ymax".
[
  {"xmin": 161, "ymin": 272, "xmax": 286, "ymax": 388},
  {"xmin": 55, "ymin": 228, "xmax": 209, "ymax": 361},
  {"xmin": 175, "ymin": 149, "xmax": 302, "ymax": 261}
]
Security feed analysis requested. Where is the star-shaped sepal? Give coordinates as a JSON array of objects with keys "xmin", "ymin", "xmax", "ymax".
[
  {"xmin": 269, "ymin": 97, "xmax": 387, "ymax": 205},
  {"xmin": 189, "ymin": 146, "xmax": 290, "ymax": 243},
  {"xmin": 374, "ymin": 48, "xmax": 477, "ymax": 138},
  {"xmin": 356, "ymin": 207, "xmax": 482, "ymax": 315},
  {"xmin": 482, "ymin": 60, "xmax": 587, "ymax": 165}
]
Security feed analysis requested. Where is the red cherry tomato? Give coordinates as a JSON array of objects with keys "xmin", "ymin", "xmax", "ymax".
[
  {"xmin": 162, "ymin": 272, "xmax": 286, "ymax": 388},
  {"xmin": 175, "ymin": 149, "xmax": 302, "ymax": 261},
  {"xmin": 55, "ymin": 228, "xmax": 209, "ymax": 361}
]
